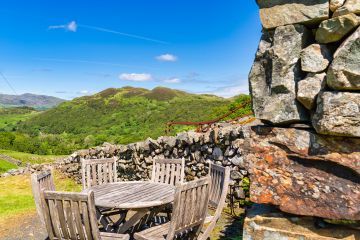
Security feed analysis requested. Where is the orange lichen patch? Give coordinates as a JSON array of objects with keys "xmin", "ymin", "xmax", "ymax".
[
  {"xmin": 256, "ymin": 192, "xmax": 273, "ymax": 203},
  {"xmin": 264, "ymin": 154, "xmax": 274, "ymax": 164}
]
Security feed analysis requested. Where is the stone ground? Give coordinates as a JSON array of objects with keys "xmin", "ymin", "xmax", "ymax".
[{"xmin": 0, "ymin": 209, "xmax": 244, "ymax": 240}]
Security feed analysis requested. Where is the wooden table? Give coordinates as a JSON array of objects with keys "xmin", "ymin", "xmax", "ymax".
[{"xmin": 82, "ymin": 181, "xmax": 175, "ymax": 234}]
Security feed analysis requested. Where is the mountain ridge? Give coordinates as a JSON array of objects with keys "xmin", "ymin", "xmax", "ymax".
[{"xmin": 0, "ymin": 93, "xmax": 65, "ymax": 109}]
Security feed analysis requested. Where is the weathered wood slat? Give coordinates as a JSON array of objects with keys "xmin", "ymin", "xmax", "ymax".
[
  {"xmin": 198, "ymin": 163, "xmax": 231, "ymax": 240},
  {"xmin": 31, "ymin": 169, "xmax": 56, "ymax": 226},
  {"xmin": 84, "ymin": 182, "xmax": 175, "ymax": 209},
  {"xmin": 134, "ymin": 177, "xmax": 211, "ymax": 240},
  {"xmin": 41, "ymin": 190, "xmax": 129, "ymax": 240},
  {"xmin": 151, "ymin": 159, "xmax": 185, "ymax": 186}
]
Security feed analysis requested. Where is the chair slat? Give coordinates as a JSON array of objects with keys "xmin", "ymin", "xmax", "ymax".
[
  {"xmin": 198, "ymin": 163, "xmax": 231, "ymax": 240},
  {"xmin": 41, "ymin": 190, "xmax": 128, "ymax": 240},
  {"xmin": 31, "ymin": 169, "xmax": 56, "ymax": 226},
  {"xmin": 151, "ymin": 159, "xmax": 185, "ymax": 186},
  {"xmin": 71, "ymin": 200, "xmax": 86, "ymax": 239},
  {"xmin": 81, "ymin": 158, "xmax": 118, "ymax": 190},
  {"xmin": 64, "ymin": 200, "xmax": 77, "ymax": 239}
]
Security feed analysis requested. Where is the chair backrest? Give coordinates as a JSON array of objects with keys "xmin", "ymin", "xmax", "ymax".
[
  {"xmin": 81, "ymin": 158, "xmax": 118, "ymax": 190},
  {"xmin": 40, "ymin": 190, "xmax": 100, "ymax": 240},
  {"xmin": 31, "ymin": 169, "xmax": 56, "ymax": 225},
  {"xmin": 167, "ymin": 177, "xmax": 211, "ymax": 240},
  {"xmin": 208, "ymin": 163, "xmax": 230, "ymax": 209},
  {"xmin": 151, "ymin": 158, "xmax": 185, "ymax": 186},
  {"xmin": 199, "ymin": 163, "xmax": 231, "ymax": 240}
]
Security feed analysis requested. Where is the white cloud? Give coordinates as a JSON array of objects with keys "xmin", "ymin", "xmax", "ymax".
[
  {"xmin": 156, "ymin": 54, "xmax": 178, "ymax": 62},
  {"xmin": 67, "ymin": 21, "xmax": 78, "ymax": 32},
  {"xmin": 49, "ymin": 21, "xmax": 77, "ymax": 32},
  {"xmin": 119, "ymin": 73, "xmax": 153, "ymax": 82},
  {"xmin": 76, "ymin": 90, "xmax": 90, "ymax": 95},
  {"xmin": 164, "ymin": 78, "xmax": 181, "ymax": 84},
  {"xmin": 202, "ymin": 84, "xmax": 249, "ymax": 98}
]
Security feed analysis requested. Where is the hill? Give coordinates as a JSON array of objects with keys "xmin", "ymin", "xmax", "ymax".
[
  {"xmin": 1, "ymin": 87, "xmax": 251, "ymax": 155},
  {"xmin": 0, "ymin": 93, "xmax": 65, "ymax": 109}
]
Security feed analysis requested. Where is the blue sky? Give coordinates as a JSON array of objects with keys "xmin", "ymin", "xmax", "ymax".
[{"xmin": 0, "ymin": 0, "xmax": 261, "ymax": 100}]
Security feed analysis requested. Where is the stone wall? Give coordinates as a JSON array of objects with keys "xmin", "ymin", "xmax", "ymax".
[
  {"xmin": 250, "ymin": 0, "xmax": 360, "ymax": 137},
  {"xmin": 58, "ymin": 120, "xmax": 256, "ymax": 199},
  {"xmin": 246, "ymin": 0, "xmax": 360, "ymax": 223}
]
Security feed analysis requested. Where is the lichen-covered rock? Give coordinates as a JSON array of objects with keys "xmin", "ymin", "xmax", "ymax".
[
  {"xmin": 300, "ymin": 44, "xmax": 332, "ymax": 73},
  {"xmin": 316, "ymin": 13, "xmax": 359, "ymax": 43},
  {"xmin": 333, "ymin": 0, "xmax": 360, "ymax": 17},
  {"xmin": 243, "ymin": 126, "xmax": 360, "ymax": 220},
  {"xmin": 256, "ymin": 0, "xmax": 329, "ymax": 29},
  {"xmin": 330, "ymin": 0, "xmax": 346, "ymax": 12},
  {"xmin": 327, "ymin": 26, "xmax": 360, "ymax": 90},
  {"xmin": 313, "ymin": 91, "xmax": 360, "ymax": 137},
  {"xmin": 297, "ymin": 73, "xmax": 326, "ymax": 110},
  {"xmin": 271, "ymin": 25, "xmax": 313, "ymax": 94},
  {"xmin": 249, "ymin": 25, "xmax": 311, "ymax": 124}
]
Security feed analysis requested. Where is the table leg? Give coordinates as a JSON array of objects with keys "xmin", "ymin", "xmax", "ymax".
[
  {"xmin": 117, "ymin": 209, "xmax": 149, "ymax": 234},
  {"xmin": 96, "ymin": 207, "xmax": 114, "ymax": 232}
]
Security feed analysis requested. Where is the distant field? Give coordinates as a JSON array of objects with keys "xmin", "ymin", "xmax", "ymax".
[
  {"xmin": 0, "ymin": 107, "xmax": 39, "ymax": 131},
  {"xmin": 0, "ymin": 150, "xmax": 65, "ymax": 165}
]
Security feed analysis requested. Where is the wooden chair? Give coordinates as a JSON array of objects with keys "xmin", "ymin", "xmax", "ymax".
[
  {"xmin": 40, "ymin": 190, "xmax": 129, "ymax": 240},
  {"xmin": 81, "ymin": 158, "xmax": 118, "ymax": 189},
  {"xmin": 81, "ymin": 158, "xmax": 126, "ymax": 231},
  {"xmin": 151, "ymin": 159, "xmax": 185, "ymax": 186},
  {"xmin": 199, "ymin": 163, "xmax": 231, "ymax": 240},
  {"xmin": 31, "ymin": 169, "xmax": 56, "ymax": 225},
  {"xmin": 134, "ymin": 177, "xmax": 211, "ymax": 240},
  {"xmin": 149, "ymin": 158, "xmax": 185, "ymax": 223}
]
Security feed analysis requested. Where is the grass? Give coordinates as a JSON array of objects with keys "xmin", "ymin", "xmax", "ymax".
[
  {"xmin": 0, "ymin": 149, "xmax": 65, "ymax": 165},
  {"xmin": 0, "ymin": 171, "xmax": 81, "ymax": 221},
  {"xmin": 0, "ymin": 159, "xmax": 18, "ymax": 174},
  {"xmin": 0, "ymin": 107, "xmax": 39, "ymax": 131}
]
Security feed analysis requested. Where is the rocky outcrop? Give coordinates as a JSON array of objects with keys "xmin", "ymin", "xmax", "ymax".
[
  {"xmin": 312, "ymin": 91, "xmax": 360, "ymax": 137},
  {"xmin": 297, "ymin": 73, "xmax": 326, "ymax": 110},
  {"xmin": 256, "ymin": 0, "xmax": 329, "ymax": 29},
  {"xmin": 243, "ymin": 126, "xmax": 360, "ymax": 220},
  {"xmin": 327, "ymin": 26, "xmax": 360, "ymax": 90},
  {"xmin": 249, "ymin": 25, "xmax": 310, "ymax": 124},
  {"xmin": 300, "ymin": 44, "xmax": 332, "ymax": 73},
  {"xmin": 315, "ymin": 13, "xmax": 359, "ymax": 44}
]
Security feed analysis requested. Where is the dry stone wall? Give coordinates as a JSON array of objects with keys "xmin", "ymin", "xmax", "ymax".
[
  {"xmin": 251, "ymin": 0, "xmax": 360, "ymax": 137},
  {"xmin": 58, "ymin": 121, "xmax": 255, "ymax": 199}
]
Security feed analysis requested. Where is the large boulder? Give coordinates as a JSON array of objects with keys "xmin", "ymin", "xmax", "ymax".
[
  {"xmin": 256, "ymin": 0, "xmax": 329, "ymax": 29},
  {"xmin": 327, "ymin": 26, "xmax": 360, "ymax": 90},
  {"xmin": 249, "ymin": 25, "xmax": 311, "ymax": 124},
  {"xmin": 333, "ymin": 0, "xmax": 360, "ymax": 17},
  {"xmin": 297, "ymin": 73, "xmax": 326, "ymax": 110},
  {"xmin": 312, "ymin": 91, "xmax": 360, "ymax": 137},
  {"xmin": 300, "ymin": 44, "xmax": 332, "ymax": 73},
  {"xmin": 243, "ymin": 126, "xmax": 360, "ymax": 220},
  {"xmin": 316, "ymin": 13, "xmax": 359, "ymax": 43}
]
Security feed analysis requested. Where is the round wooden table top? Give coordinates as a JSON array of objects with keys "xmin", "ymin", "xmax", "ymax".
[{"xmin": 83, "ymin": 181, "xmax": 176, "ymax": 209}]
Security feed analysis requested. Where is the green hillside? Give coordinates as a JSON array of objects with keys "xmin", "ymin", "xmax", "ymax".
[
  {"xmin": 1, "ymin": 87, "xmax": 251, "ymax": 155},
  {"xmin": 0, "ymin": 107, "xmax": 39, "ymax": 131}
]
